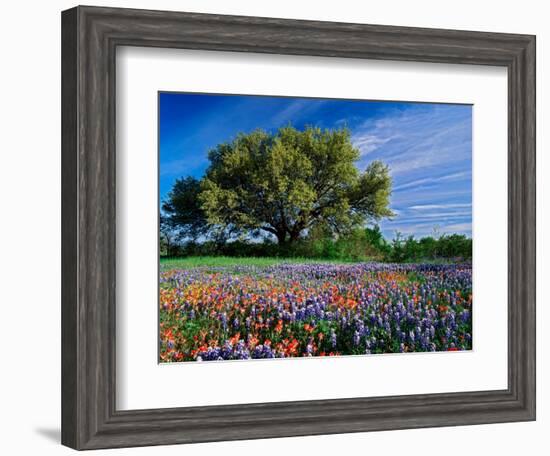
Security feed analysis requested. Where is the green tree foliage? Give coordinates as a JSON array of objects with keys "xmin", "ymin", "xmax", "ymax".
[
  {"xmin": 198, "ymin": 126, "xmax": 394, "ymax": 244},
  {"xmin": 166, "ymin": 227, "xmax": 472, "ymax": 263},
  {"xmin": 161, "ymin": 176, "xmax": 208, "ymax": 241},
  {"xmin": 159, "ymin": 214, "xmax": 179, "ymax": 257},
  {"xmin": 385, "ymin": 231, "xmax": 472, "ymax": 262}
]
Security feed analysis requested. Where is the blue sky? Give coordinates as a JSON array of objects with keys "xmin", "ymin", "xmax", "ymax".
[{"xmin": 159, "ymin": 92, "xmax": 472, "ymax": 239}]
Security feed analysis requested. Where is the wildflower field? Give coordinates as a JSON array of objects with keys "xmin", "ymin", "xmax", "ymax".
[{"xmin": 159, "ymin": 259, "xmax": 472, "ymax": 362}]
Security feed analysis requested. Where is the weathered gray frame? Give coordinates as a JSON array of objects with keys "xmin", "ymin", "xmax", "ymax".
[{"xmin": 61, "ymin": 5, "xmax": 536, "ymax": 450}]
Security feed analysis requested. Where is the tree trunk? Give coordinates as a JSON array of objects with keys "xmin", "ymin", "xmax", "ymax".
[
  {"xmin": 276, "ymin": 231, "xmax": 287, "ymax": 244},
  {"xmin": 289, "ymin": 231, "xmax": 301, "ymax": 243}
]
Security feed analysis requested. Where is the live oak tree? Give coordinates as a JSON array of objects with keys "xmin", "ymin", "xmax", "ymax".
[{"xmin": 193, "ymin": 126, "xmax": 394, "ymax": 244}]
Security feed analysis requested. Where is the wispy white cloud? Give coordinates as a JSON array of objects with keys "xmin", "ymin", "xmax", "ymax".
[
  {"xmin": 393, "ymin": 171, "xmax": 470, "ymax": 192},
  {"xmin": 402, "ymin": 211, "xmax": 472, "ymax": 220},
  {"xmin": 386, "ymin": 123, "xmax": 470, "ymax": 175},
  {"xmin": 390, "ymin": 189, "xmax": 471, "ymax": 207},
  {"xmin": 409, "ymin": 203, "xmax": 472, "ymax": 211},
  {"xmin": 381, "ymin": 220, "xmax": 472, "ymax": 238},
  {"xmin": 352, "ymin": 106, "xmax": 471, "ymax": 176},
  {"xmin": 440, "ymin": 223, "xmax": 472, "ymax": 233},
  {"xmin": 353, "ymin": 133, "xmax": 398, "ymax": 156},
  {"xmin": 159, "ymin": 154, "xmax": 209, "ymax": 177},
  {"xmin": 351, "ymin": 104, "xmax": 472, "ymax": 238},
  {"xmin": 267, "ymin": 99, "xmax": 327, "ymax": 127}
]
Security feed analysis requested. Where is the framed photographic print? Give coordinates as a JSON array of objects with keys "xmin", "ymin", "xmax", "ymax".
[{"xmin": 61, "ymin": 5, "xmax": 536, "ymax": 450}]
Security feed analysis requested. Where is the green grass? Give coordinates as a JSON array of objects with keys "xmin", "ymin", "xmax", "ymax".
[{"xmin": 160, "ymin": 255, "xmax": 358, "ymax": 270}]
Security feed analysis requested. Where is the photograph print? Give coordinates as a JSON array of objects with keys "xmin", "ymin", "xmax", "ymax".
[{"xmin": 159, "ymin": 93, "xmax": 473, "ymax": 363}]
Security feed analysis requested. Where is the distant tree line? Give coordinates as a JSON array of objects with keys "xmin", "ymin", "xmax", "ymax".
[{"xmin": 160, "ymin": 224, "xmax": 472, "ymax": 263}]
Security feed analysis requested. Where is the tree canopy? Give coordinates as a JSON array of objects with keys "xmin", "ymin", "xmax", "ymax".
[
  {"xmin": 163, "ymin": 125, "xmax": 394, "ymax": 244},
  {"xmin": 161, "ymin": 176, "xmax": 208, "ymax": 241}
]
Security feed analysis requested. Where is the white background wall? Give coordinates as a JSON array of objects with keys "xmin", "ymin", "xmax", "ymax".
[{"xmin": 0, "ymin": 1, "xmax": 546, "ymax": 454}]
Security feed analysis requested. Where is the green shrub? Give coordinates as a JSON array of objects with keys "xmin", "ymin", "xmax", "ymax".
[{"xmin": 160, "ymin": 225, "xmax": 472, "ymax": 263}]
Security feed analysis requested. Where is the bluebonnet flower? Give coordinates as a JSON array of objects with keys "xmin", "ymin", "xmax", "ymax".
[{"xmin": 331, "ymin": 330, "xmax": 337, "ymax": 349}]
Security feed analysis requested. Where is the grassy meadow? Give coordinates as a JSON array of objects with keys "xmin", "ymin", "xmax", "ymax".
[{"xmin": 160, "ymin": 255, "xmax": 358, "ymax": 271}]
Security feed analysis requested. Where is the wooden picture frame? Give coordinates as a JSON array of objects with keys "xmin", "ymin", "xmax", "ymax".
[{"xmin": 61, "ymin": 5, "xmax": 536, "ymax": 450}]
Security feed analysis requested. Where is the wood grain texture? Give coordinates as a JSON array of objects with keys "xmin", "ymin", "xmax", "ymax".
[
  {"xmin": 61, "ymin": 5, "xmax": 536, "ymax": 450},
  {"xmin": 61, "ymin": 7, "xmax": 79, "ymax": 449}
]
